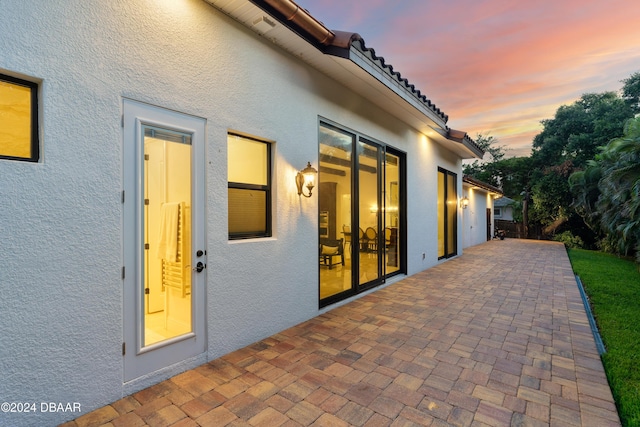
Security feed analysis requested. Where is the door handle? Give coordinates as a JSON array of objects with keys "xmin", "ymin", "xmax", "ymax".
[{"xmin": 195, "ymin": 262, "xmax": 206, "ymax": 272}]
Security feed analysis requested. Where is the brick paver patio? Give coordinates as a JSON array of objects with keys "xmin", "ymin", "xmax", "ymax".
[{"xmin": 64, "ymin": 239, "xmax": 620, "ymax": 426}]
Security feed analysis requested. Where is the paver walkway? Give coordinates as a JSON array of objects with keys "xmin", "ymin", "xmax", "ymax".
[{"xmin": 64, "ymin": 239, "xmax": 620, "ymax": 427}]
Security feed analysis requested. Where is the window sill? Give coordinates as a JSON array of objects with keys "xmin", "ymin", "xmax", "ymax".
[{"xmin": 228, "ymin": 237, "xmax": 277, "ymax": 245}]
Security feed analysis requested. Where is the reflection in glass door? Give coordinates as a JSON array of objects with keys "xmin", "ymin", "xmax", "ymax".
[
  {"xmin": 438, "ymin": 167, "xmax": 457, "ymax": 259},
  {"xmin": 358, "ymin": 139, "xmax": 382, "ymax": 287},
  {"xmin": 319, "ymin": 122, "xmax": 405, "ymax": 307},
  {"xmin": 385, "ymin": 152, "xmax": 401, "ymax": 275},
  {"xmin": 318, "ymin": 124, "xmax": 354, "ymax": 300}
]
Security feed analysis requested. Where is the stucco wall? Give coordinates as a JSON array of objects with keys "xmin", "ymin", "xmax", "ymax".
[
  {"xmin": 0, "ymin": 1, "xmax": 466, "ymax": 425},
  {"xmin": 462, "ymin": 186, "xmax": 492, "ymax": 248}
]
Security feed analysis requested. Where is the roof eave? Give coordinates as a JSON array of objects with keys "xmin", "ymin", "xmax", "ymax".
[
  {"xmin": 205, "ymin": 0, "xmax": 482, "ymax": 158},
  {"xmin": 463, "ymin": 175, "xmax": 503, "ymax": 196},
  {"xmin": 344, "ymin": 38, "xmax": 448, "ymax": 127}
]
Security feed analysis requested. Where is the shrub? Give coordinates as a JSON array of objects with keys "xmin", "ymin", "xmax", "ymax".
[{"xmin": 553, "ymin": 231, "xmax": 585, "ymax": 249}]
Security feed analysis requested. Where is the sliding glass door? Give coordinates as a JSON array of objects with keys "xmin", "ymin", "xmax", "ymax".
[
  {"xmin": 358, "ymin": 138, "xmax": 382, "ymax": 287},
  {"xmin": 385, "ymin": 151, "xmax": 401, "ymax": 275},
  {"xmin": 437, "ymin": 167, "xmax": 457, "ymax": 259},
  {"xmin": 319, "ymin": 121, "xmax": 405, "ymax": 307},
  {"xmin": 318, "ymin": 124, "xmax": 353, "ymax": 300}
]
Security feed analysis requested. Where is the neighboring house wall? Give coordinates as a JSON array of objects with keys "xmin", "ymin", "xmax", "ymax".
[
  {"xmin": 0, "ymin": 2, "xmax": 479, "ymax": 425},
  {"xmin": 495, "ymin": 205, "xmax": 514, "ymax": 221},
  {"xmin": 494, "ymin": 197, "xmax": 515, "ymax": 221},
  {"xmin": 461, "ymin": 177, "xmax": 503, "ymax": 248}
]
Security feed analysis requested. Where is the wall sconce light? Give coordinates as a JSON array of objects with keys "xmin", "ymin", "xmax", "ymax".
[
  {"xmin": 296, "ymin": 162, "xmax": 317, "ymax": 198},
  {"xmin": 460, "ymin": 196, "xmax": 469, "ymax": 209}
]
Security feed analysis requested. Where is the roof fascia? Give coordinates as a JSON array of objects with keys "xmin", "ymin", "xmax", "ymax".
[
  {"xmin": 247, "ymin": 0, "xmax": 450, "ymax": 130},
  {"xmin": 210, "ymin": 0, "xmax": 484, "ymax": 160},
  {"xmin": 248, "ymin": 0, "xmax": 330, "ymax": 51},
  {"xmin": 431, "ymin": 127, "xmax": 485, "ymax": 159}
]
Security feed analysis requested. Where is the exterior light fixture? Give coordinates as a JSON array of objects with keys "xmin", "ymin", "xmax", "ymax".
[
  {"xmin": 296, "ymin": 162, "xmax": 317, "ymax": 198},
  {"xmin": 460, "ymin": 196, "xmax": 469, "ymax": 209}
]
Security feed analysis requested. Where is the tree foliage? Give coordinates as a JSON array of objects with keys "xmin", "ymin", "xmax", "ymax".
[
  {"xmin": 595, "ymin": 118, "xmax": 640, "ymax": 259},
  {"xmin": 622, "ymin": 71, "xmax": 640, "ymax": 114},
  {"xmin": 533, "ymin": 92, "xmax": 633, "ymax": 167},
  {"xmin": 465, "ymin": 71, "xmax": 639, "ymax": 253},
  {"xmin": 463, "ymin": 133, "xmax": 506, "ymax": 186},
  {"xmin": 528, "ymin": 90, "xmax": 634, "ymax": 235}
]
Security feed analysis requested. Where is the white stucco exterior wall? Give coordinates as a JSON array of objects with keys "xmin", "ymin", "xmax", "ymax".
[
  {"xmin": 461, "ymin": 184, "xmax": 494, "ymax": 248},
  {"xmin": 0, "ymin": 1, "xmax": 472, "ymax": 425}
]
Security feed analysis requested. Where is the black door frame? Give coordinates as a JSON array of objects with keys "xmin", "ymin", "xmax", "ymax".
[{"xmin": 319, "ymin": 120, "xmax": 407, "ymax": 308}]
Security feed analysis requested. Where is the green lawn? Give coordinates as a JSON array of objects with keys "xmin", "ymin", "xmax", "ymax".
[{"xmin": 568, "ymin": 249, "xmax": 640, "ymax": 427}]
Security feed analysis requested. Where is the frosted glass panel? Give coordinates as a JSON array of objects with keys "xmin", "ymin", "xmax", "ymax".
[
  {"xmin": 228, "ymin": 134, "xmax": 268, "ymax": 185},
  {"xmin": 143, "ymin": 127, "xmax": 192, "ymax": 347}
]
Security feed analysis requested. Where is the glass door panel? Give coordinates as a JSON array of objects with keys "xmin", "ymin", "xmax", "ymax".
[
  {"xmin": 446, "ymin": 172, "xmax": 458, "ymax": 257},
  {"xmin": 437, "ymin": 168, "xmax": 458, "ymax": 259},
  {"xmin": 358, "ymin": 139, "xmax": 381, "ymax": 287},
  {"xmin": 385, "ymin": 152, "xmax": 400, "ymax": 274},
  {"xmin": 319, "ymin": 124, "xmax": 354, "ymax": 300},
  {"xmin": 437, "ymin": 170, "xmax": 445, "ymax": 258},
  {"xmin": 318, "ymin": 121, "xmax": 405, "ymax": 307},
  {"xmin": 143, "ymin": 126, "xmax": 192, "ymax": 347}
]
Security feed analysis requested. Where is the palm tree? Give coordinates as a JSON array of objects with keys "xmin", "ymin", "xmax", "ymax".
[
  {"xmin": 569, "ymin": 160, "xmax": 603, "ymax": 234},
  {"xmin": 597, "ymin": 117, "xmax": 640, "ymax": 260}
]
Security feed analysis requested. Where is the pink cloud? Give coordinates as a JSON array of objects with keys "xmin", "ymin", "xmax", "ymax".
[{"xmin": 295, "ymin": 0, "xmax": 640, "ymax": 155}]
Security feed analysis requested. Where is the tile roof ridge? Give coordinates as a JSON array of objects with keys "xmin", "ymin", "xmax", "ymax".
[{"xmin": 345, "ymin": 35, "xmax": 448, "ymax": 123}]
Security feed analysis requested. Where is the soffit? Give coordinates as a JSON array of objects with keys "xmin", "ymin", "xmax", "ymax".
[{"xmin": 204, "ymin": 0, "xmax": 482, "ymax": 159}]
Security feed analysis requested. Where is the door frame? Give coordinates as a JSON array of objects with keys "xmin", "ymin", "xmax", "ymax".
[
  {"xmin": 486, "ymin": 208, "xmax": 492, "ymax": 241},
  {"xmin": 122, "ymin": 98, "xmax": 207, "ymax": 382}
]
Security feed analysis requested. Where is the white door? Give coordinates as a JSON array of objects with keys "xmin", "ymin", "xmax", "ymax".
[{"xmin": 123, "ymin": 99, "xmax": 206, "ymax": 382}]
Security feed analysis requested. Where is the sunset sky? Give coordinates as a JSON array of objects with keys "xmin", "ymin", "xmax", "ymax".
[{"xmin": 295, "ymin": 0, "xmax": 640, "ymax": 157}]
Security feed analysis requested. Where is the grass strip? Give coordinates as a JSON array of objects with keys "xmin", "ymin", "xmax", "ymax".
[{"xmin": 568, "ymin": 248, "xmax": 640, "ymax": 427}]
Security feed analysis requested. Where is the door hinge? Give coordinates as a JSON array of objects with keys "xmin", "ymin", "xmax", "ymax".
[
  {"xmin": 122, "ymin": 342, "xmax": 126, "ymax": 356},
  {"xmin": 121, "ymin": 115, "xmax": 124, "ymax": 128},
  {"xmin": 144, "ymin": 154, "xmax": 149, "ymax": 161},
  {"xmin": 144, "ymin": 199, "xmax": 149, "ymax": 205},
  {"xmin": 122, "ymin": 190, "xmax": 125, "ymax": 203},
  {"xmin": 122, "ymin": 266, "xmax": 125, "ymax": 279},
  {"xmin": 145, "ymin": 243, "xmax": 149, "ymax": 250},
  {"xmin": 145, "ymin": 288, "xmax": 150, "ymax": 295}
]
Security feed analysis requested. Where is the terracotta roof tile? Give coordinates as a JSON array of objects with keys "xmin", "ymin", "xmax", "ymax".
[{"xmin": 255, "ymin": 0, "xmax": 448, "ymax": 123}]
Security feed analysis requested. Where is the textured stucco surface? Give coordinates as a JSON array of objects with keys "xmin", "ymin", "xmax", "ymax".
[
  {"xmin": 462, "ymin": 186, "xmax": 493, "ymax": 248},
  {"xmin": 0, "ymin": 1, "xmax": 466, "ymax": 425}
]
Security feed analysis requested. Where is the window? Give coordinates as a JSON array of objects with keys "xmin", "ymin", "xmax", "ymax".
[
  {"xmin": 495, "ymin": 208, "xmax": 502, "ymax": 217},
  {"xmin": 227, "ymin": 133, "xmax": 271, "ymax": 239},
  {"xmin": 0, "ymin": 74, "xmax": 39, "ymax": 162}
]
